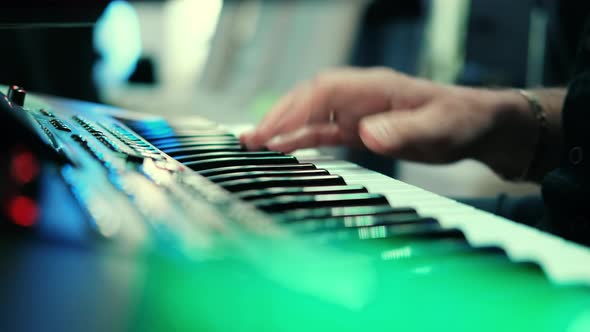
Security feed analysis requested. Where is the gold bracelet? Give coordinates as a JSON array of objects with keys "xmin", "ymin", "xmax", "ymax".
[{"xmin": 516, "ymin": 89, "xmax": 547, "ymax": 181}]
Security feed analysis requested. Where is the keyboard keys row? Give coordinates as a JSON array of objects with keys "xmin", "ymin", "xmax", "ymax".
[
  {"xmin": 123, "ymin": 120, "xmax": 405, "ymax": 215},
  {"xmin": 96, "ymin": 115, "xmax": 590, "ymax": 305},
  {"xmin": 119, "ymin": 117, "xmax": 484, "ymax": 256}
]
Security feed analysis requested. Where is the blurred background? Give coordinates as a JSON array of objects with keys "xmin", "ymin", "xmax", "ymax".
[{"xmin": 2, "ymin": 0, "xmax": 590, "ymax": 199}]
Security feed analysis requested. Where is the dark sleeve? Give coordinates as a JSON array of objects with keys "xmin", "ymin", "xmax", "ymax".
[{"xmin": 541, "ymin": 17, "xmax": 590, "ymax": 246}]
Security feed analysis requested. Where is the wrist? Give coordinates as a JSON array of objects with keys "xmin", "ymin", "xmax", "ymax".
[
  {"xmin": 472, "ymin": 88, "xmax": 540, "ymax": 181},
  {"xmin": 474, "ymin": 88, "xmax": 564, "ymax": 183}
]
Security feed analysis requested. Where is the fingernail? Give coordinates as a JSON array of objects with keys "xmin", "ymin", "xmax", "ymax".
[{"xmin": 363, "ymin": 117, "xmax": 390, "ymax": 143}]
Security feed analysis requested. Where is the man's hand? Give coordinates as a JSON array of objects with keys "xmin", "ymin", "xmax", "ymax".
[{"xmin": 240, "ymin": 67, "xmax": 556, "ymax": 181}]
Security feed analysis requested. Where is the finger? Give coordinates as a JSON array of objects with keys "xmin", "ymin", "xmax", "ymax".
[
  {"xmin": 255, "ymin": 83, "xmax": 322, "ymax": 144},
  {"xmin": 249, "ymin": 69, "xmax": 371, "ymax": 148},
  {"xmin": 359, "ymin": 106, "xmax": 445, "ymax": 161},
  {"xmin": 304, "ymin": 68, "xmax": 372, "ymax": 125},
  {"xmin": 242, "ymin": 82, "xmax": 320, "ymax": 150},
  {"xmin": 245, "ymin": 68, "xmax": 404, "ymax": 150},
  {"xmin": 265, "ymin": 124, "xmax": 342, "ymax": 153},
  {"xmin": 241, "ymin": 89, "xmax": 299, "ymax": 149},
  {"xmin": 256, "ymin": 86, "xmax": 301, "ymax": 134},
  {"xmin": 304, "ymin": 68, "xmax": 403, "ymax": 126}
]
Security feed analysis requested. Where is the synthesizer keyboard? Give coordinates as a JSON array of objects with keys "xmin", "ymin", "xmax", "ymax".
[{"xmin": 1, "ymin": 86, "xmax": 590, "ymax": 332}]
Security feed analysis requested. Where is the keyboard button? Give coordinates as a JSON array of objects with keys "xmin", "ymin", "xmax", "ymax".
[
  {"xmin": 49, "ymin": 119, "xmax": 72, "ymax": 131},
  {"xmin": 253, "ymin": 193, "xmax": 389, "ymax": 212},
  {"xmin": 198, "ymin": 163, "xmax": 317, "ymax": 177},
  {"xmin": 184, "ymin": 156, "xmax": 299, "ymax": 171},
  {"xmin": 175, "ymin": 151, "xmax": 283, "ymax": 163},
  {"xmin": 218, "ymin": 175, "xmax": 346, "ymax": 192},
  {"xmin": 208, "ymin": 169, "xmax": 329, "ymax": 183},
  {"xmin": 40, "ymin": 108, "xmax": 55, "ymax": 117}
]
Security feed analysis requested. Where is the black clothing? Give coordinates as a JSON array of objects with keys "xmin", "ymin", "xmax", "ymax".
[
  {"xmin": 544, "ymin": 1, "xmax": 590, "ymax": 85},
  {"xmin": 542, "ymin": 18, "xmax": 590, "ymax": 245},
  {"xmin": 463, "ymin": 14, "xmax": 590, "ymax": 247}
]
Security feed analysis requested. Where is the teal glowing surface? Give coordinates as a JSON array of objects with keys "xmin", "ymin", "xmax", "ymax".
[{"xmin": 124, "ymin": 232, "xmax": 590, "ymax": 332}]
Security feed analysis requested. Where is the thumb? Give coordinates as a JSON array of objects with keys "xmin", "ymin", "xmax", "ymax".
[{"xmin": 359, "ymin": 107, "xmax": 437, "ymax": 158}]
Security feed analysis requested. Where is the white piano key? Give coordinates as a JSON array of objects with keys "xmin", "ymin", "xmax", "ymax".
[
  {"xmin": 217, "ymin": 128, "xmax": 590, "ymax": 285},
  {"xmin": 312, "ymin": 156, "xmax": 590, "ymax": 285}
]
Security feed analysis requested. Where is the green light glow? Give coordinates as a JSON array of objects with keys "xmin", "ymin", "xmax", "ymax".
[{"xmin": 126, "ymin": 233, "xmax": 590, "ymax": 332}]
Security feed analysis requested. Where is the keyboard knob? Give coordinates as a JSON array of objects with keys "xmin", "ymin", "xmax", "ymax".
[{"xmin": 7, "ymin": 85, "xmax": 26, "ymax": 106}]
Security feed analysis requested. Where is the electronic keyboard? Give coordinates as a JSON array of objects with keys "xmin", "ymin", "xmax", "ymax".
[{"xmin": 1, "ymin": 86, "xmax": 589, "ymax": 332}]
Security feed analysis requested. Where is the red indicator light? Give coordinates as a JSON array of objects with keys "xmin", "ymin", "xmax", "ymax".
[
  {"xmin": 8, "ymin": 196, "xmax": 38, "ymax": 227},
  {"xmin": 11, "ymin": 148, "xmax": 39, "ymax": 184}
]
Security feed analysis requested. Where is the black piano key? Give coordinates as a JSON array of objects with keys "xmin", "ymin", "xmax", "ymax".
[
  {"xmin": 296, "ymin": 217, "xmax": 443, "ymax": 242},
  {"xmin": 208, "ymin": 169, "xmax": 329, "ymax": 183},
  {"xmin": 373, "ymin": 239, "xmax": 476, "ymax": 261},
  {"xmin": 275, "ymin": 205, "xmax": 417, "ymax": 223},
  {"xmin": 145, "ymin": 133, "xmax": 236, "ymax": 142},
  {"xmin": 218, "ymin": 175, "xmax": 346, "ymax": 192},
  {"xmin": 355, "ymin": 239, "xmax": 500, "ymax": 267},
  {"xmin": 115, "ymin": 118, "xmax": 167, "ymax": 129},
  {"xmin": 161, "ymin": 145, "xmax": 244, "ymax": 156},
  {"xmin": 253, "ymin": 193, "xmax": 389, "ymax": 212},
  {"xmin": 175, "ymin": 151, "xmax": 283, "ymax": 163},
  {"xmin": 286, "ymin": 212, "xmax": 426, "ymax": 233},
  {"xmin": 198, "ymin": 163, "xmax": 317, "ymax": 177},
  {"xmin": 287, "ymin": 215, "xmax": 416, "ymax": 233},
  {"xmin": 154, "ymin": 140, "xmax": 241, "ymax": 149},
  {"xmin": 184, "ymin": 156, "xmax": 299, "ymax": 171},
  {"xmin": 310, "ymin": 223, "xmax": 464, "ymax": 241},
  {"xmin": 371, "ymin": 243, "xmax": 510, "ymax": 272},
  {"xmin": 236, "ymin": 185, "xmax": 368, "ymax": 201},
  {"xmin": 333, "ymin": 228, "xmax": 470, "ymax": 257},
  {"xmin": 362, "ymin": 224, "xmax": 463, "ymax": 240},
  {"xmin": 151, "ymin": 135, "xmax": 237, "ymax": 142}
]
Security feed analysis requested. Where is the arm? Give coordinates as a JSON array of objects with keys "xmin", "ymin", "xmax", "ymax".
[{"xmin": 240, "ymin": 68, "xmax": 567, "ymax": 184}]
